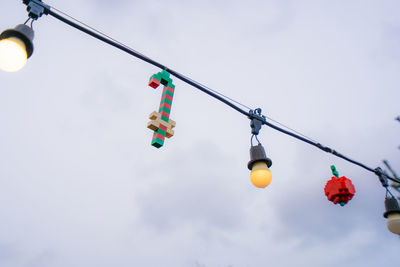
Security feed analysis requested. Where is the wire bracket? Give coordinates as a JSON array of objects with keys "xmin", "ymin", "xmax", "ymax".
[
  {"xmin": 23, "ymin": 0, "xmax": 50, "ymax": 20},
  {"xmin": 249, "ymin": 108, "xmax": 266, "ymax": 136},
  {"xmin": 375, "ymin": 167, "xmax": 389, "ymax": 188}
]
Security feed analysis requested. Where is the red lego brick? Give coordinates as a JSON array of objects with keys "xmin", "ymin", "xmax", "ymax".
[
  {"xmin": 159, "ymin": 124, "xmax": 167, "ymax": 131},
  {"xmin": 165, "ymin": 86, "xmax": 175, "ymax": 94},
  {"xmin": 152, "ymin": 132, "xmax": 166, "ymax": 141},
  {"xmin": 149, "ymin": 77, "xmax": 161, "ymax": 89},
  {"xmin": 159, "ymin": 102, "xmax": 172, "ymax": 110},
  {"xmin": 160, "ymin": 110, "xmax": 170, "ymax": 118},
  {"xmin": 162, "ymin": 94, "xmax": 173, "ymax": 102}
]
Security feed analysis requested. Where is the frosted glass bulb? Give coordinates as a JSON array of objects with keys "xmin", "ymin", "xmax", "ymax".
[
  {"xmin": 0, "ymin": 37, "xmax": 27, "ymax": 72},
  {"xmin": 250, "ymin": 161, "xmax": 272, "ymax": 188},
  {"xmin": 387, "ymin": 213, "xmax": 400, "ymax": 235}
]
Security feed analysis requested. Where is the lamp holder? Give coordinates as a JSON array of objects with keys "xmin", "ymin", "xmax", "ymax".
[
  {"xmin": 248, "ymin": 144, "xmax": 272, "ymax": 170},
  {"xmin": 249, "ymin": 108, "xmax": 265, "ymax": 136},
  {"xmin": 383, "ymin": 197, "xmax": 400, "ymax": 218},
  {"xmin": 23, "ymin": 0, "xmax": 50, "ymax": 20},
  {"xmin": 0, "ymin": 24, "xmax": 34, "ymax": 58}
]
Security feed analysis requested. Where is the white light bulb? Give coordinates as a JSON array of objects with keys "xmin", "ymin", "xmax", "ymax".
[
  {"xmin": 0, "ymin": 37, "xmax": 28, "ymax": 72},
  {"xmin": 387, "ymin": 213, "xmax": 400, "ymax": 235}
]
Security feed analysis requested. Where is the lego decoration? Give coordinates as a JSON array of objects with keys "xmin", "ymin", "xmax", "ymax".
[
  {"xmin": 324, "ymin": 165, "xmax": 356, "ymax": 206},
  {"xmin": 147, "ymin": 70, "xmax": 176, "ymax": 148}
]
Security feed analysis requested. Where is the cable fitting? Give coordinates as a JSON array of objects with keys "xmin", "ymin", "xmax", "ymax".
[
  {"xmin": 317, "ymin": 143, "xmax": 335, "ymax": 153},
  {"xmin": 375, "ymin": 167, "xmax": 389, "ymax": 188},
  {"xmin": 249, "ymin": 108, "xmax": 266, "ymax": 135},
  {"xmin": 23, "ymin": 0, "xmax": 50, "ymax": 20}
]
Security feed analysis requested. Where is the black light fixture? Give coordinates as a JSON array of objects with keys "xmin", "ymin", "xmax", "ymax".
[
  {"xmin": 0, "ymin": 0, "xmax": 49, "ymax": 72},
  {"xmin": 376, "ymin": 167, "xmax": 400, "ymax": 235},
  {"xmin": 248, "ymin": 143, "xmax": 273, "ymax": 188},
  {"xmin": 383, "ymin": 196, "xmax": 400, "ymax": 235},
  {"xmin": 0, "ymin": 24, "xmax": 34, "ymax": 72},
  {"xmin": 247, "ymin": 109, "xmax": 273, "ymax": 188}
]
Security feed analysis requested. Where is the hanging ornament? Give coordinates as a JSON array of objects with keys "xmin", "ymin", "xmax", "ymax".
[
  {"xmin": 147, "ymin": 70, "xmax": 176, "ymax": 148},
  {"xmin": 324, "ymin": 165, "xmax": 355, "ymax": 206}
]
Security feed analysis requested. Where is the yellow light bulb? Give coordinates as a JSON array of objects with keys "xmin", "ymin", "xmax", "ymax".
[
  {"xmin": 250, "ymin": 161, "xmax": 272, "ymax": 188},
  {"xmin": 387, "ymin": 213, "xmax": 400, "ymax": 235},
  {"xmin": 0, "ymin": 37, "xmax": 28, "ymax": 72}
]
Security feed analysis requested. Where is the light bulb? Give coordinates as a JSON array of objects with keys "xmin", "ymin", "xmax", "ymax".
[
  {"xmin": 383, "ymin": 197, "xmax": 400, "ymax": 235},
  {"xmin": 387, "ymin": 213, "xmax": 400, "ymax": 235},
  {"xmin": 0, "ymin": 37, "xmax": 28, "ymax": 72},
  {"xmin": 0, "ymin": 24, "xmax": 34, "ymax": 72},
  {"xmin": 250, "ymin": 161, "xmax": 272, "ymax": 188}
]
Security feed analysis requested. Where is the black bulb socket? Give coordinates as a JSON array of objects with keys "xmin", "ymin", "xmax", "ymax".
[
  {"xmin": 0, "ymin": 24, "xmax": 34, "ymax": 58},
  {"xmin": 247, "ymin": 144, "xmax": 272, "ymax": 170},
  {"xmin": 383, "ymin": 197, "xmax": 400, "ymax": 218}
]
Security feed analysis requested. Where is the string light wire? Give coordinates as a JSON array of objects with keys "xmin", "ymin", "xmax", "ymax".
[
  {"xmin": 48, "ymin": 5, "xmax": 318, "ymax": 145},
  {"xmin": 49, "ymin": 6, "xmax": 254, "ymax": 113},
  {"xmin": 29, "ymin": 3, "xmax": 400, "ymax": 185}
]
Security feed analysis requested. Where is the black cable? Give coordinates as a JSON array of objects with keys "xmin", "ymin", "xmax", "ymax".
[
  {"xmin": 50, "ymin": 6, "xmax": 255, "ymax": 112},
  {"xmin": 386, "ymin": 188, "xmax": 395, "ymax": 198},
  {"xmin": 46, "ymin": 7, "xmax": 400, "ymax": 185},
  {"xmin": 47, "ymin": 9, "xmax": 251, "ymax": 118},
  {"xmin": 255, "ymin": 114, "xmax": 400, "ymax": 184}
]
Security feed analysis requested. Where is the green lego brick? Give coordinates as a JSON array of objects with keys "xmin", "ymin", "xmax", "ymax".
[
  {"xmin": 161, "ymin": 70, "xmax": 170, "ymax": 76},
  {"xmin": 331, "ymin": 165, "xmax": 339, "ymax": 178},
  {"xmin": 156, "ymin": 128, "xmax": 166, "ymax": 136},
  {"xmin": 151, "ymin": 138, "xmax": 164, "ymax": 148},
  {"xmin": 162, "ymin": 90, "xmax": 174, "ymax": 98},
  {"xmin": 159, "ymin": 106, "xmax": 171, "ymax": 114},
  {"xmin": 150, "ymin": 73, "xmax": 162, "ymax": 81},
  {"xmin": 160, "ymin": 98, "xmax": 173, "ymax": 106},
  {"xmin": 161, "ymin": 115, "xmax": 169, "ymax": 122}
]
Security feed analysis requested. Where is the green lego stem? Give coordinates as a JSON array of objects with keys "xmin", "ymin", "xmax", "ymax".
[
  {"xmin": 331, "ymin": 165, "xmax": 339, "ymax": 178},
  {"xmin": 150, "ymin": 73, "xmax": 162, "ymax": 81},
  {"xmin": 150, "ymin": 70, "xmax": 175, "ymax": 88}
]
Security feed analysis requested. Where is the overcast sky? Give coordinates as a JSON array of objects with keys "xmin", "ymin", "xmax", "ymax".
[{"xmin": 0, "ymin": 0, "xmax": 399, "ymax": 266}]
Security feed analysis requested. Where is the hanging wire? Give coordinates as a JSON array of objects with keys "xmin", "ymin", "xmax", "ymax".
[
  {"xmin": 386, "ymin": 188, "xmax": 395, "ymax": 198},
  {"xmin": 251, "ymin": 134, "xmax": 261, "ymax": 146},
  {"xmin": 30, "ymin": 19, "xmax": 34, "ymax": 30},
  {"xmin": 23, "ymin": 17, "xmax": 31, "ymax": 25},
  {"xmin": 38, "ymin": 3, "xmax": 400, "ymax": 185}
]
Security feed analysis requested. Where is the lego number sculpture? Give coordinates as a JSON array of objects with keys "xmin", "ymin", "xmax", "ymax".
[{"xmin": 147, "ymin": 70, "xmax": 176, "ymax": 148}]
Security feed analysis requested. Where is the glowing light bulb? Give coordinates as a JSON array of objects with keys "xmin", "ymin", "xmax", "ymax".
[
  {"xmin": 387, "ymin": 213, "xmax": 400, "ymax": 235},
  {"xmin": 250, "ymin": 161, "xmax": 272, "ymax": 188},
  {"xmin": 0, "ymin": 24, "xmax": 34, "ymax": 72},
  {"xmin": 0, "ymin": 37, "xmax": 28, "ymax": 72}
]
